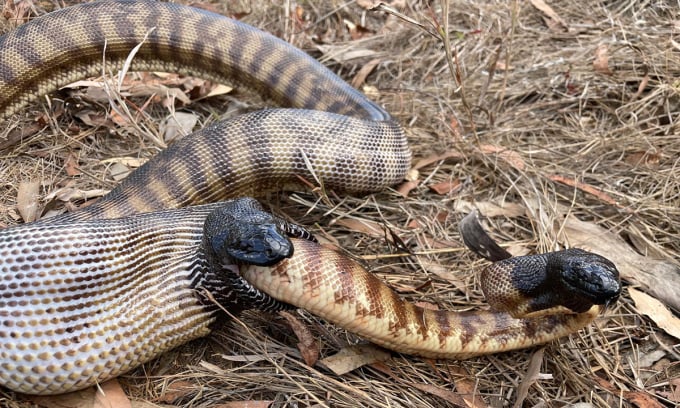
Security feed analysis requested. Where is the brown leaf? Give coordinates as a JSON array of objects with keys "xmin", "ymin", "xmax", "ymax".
[
  {"xmin": 628, "ymin": 288, "xmax": 680, "ymax": 341},
  {"xmin": 396, "ymin": 179, "xmax": 420, "ymax": 197},
  {"xmin": 212, "ymin": 402, "xmax": 274, "ymax": 408},
  {"xmin": 514, "ymin": 348, "xmax": 545, "ymax": 408},
  {"xmin": 335, "ymin": 218, "xmax": 383, "ymax": 237},
  {"xmin": 280, "ymin": 311, "xmax": 319, "ymax": 366},
  {"xmin": 320, "ymin": 344, "xmax": 390, "ymax": 375},
  {"xmin": 31, "ymin": 388, "xmax": 96, "ymax": 408},
  {"xmin": 64, "ymin": 152, "xmax": 81, "ymax": 176},
  {"xmin": 624, "ymin": 391, "xmax": 665, "ymax": 408},
  {"xmin": 344, "ymin": 19, "xmax": 374, "ymax": 40},
  {"xmin": 479, "ymin": 144, "xmax": 526, "ymax": 171},
  {"xmin": 351, "ymin": 58, "xmax": 381, "ymax": 88},
  {"xmin": 624, "ymin": 150, "xmax": 661, "ymax": 168},
  {"xmin": 162, "ymin": 112, "xmax": 198, "ymax": 143},
  {"xmin": 429, "ymin": 179, "xmax": 462, "ymax": 195},
  {"xmin": 549, "ymin": 174, "xmax": 624, "ymax": 210},
  {"xmin": 413, "ymin": 150, "xmax": 465, "ymax": 170},
  {"xmin": 409, "ymin": 383, "xmax": 470, "ymax": 407},
  {"xmin": 356, "ymin": 0, "xmax": 382, "ymax": 9},
  {"xmin": 529, "ymin": 0, "xmax": 568, "ymax": 31},
  {"xmin": 669, "ymin": 377, "xmax": 680, "ymax": 403},
  {"xmin": 17, "ymin": 180, "xmax": 40, "ymax": 222},
  {"xmin": 157, "ymin": 380, "xmax": 196, "ymax": 404},
  {"xmin": 593, "ymin": 44, "xmax": 613, "ymax": 75},
  {"xmin": 94, "ymin": 380, "xmax": 131, "ymax": 408}
]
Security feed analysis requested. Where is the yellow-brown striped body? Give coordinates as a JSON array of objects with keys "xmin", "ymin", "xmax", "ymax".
[{"xmin": 242, "ymin": 239, "xmax": 602, "ymax": 359}]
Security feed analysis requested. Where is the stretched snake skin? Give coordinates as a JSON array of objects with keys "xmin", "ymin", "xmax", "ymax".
[{"xmin": 0, "ymin": 0, "xmax": 620, "ymax": 395}]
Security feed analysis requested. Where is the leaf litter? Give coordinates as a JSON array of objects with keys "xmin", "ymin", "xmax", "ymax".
[{"xmin": 1, "ymin": 0, "xmax": 679, "ymax": 407}]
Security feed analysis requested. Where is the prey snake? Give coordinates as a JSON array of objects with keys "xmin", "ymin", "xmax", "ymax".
[{"xmin": 0, "ymin": 0, "xmax": 621, "ymax": 395}]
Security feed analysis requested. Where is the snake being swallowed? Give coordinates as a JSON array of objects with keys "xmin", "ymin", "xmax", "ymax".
[{"xmin": 0, "ymin": 0, "xmax": 621, "ymax": 396}]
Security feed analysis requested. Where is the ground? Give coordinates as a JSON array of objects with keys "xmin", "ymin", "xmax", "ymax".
[{"xmin": 0, "ymin": 0, "xmax": 678, "ymax": 407}]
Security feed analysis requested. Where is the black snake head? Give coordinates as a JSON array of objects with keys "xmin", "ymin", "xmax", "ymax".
[
  {"xmin": 210, "ymin": 223, "xmax": 293, "ymax": 267},
  {"xmin": 204, "ymin": 198, "xmax": 294, "ymax": 267},
  {"xmin": 549, "ymin": 248, "xmax": 621, "ymax": 311}
]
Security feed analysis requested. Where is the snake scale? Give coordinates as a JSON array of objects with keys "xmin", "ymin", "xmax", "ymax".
[{"xmin": 0, "ymin": 0, "xmax": 621, "ymax": 395}]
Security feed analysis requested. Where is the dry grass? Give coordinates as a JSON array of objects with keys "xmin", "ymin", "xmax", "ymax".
[{"xmin": 1, "ymin": 0, "xmax": 679, "ymax": 407}]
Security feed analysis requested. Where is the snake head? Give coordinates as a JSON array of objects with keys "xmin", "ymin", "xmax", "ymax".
[
  {"xmin": 204, "ymin": 198, "xmax": 295, "ymax": 267},
  {"xmin": 550, "ymin": 248, "xmax": 621, "ymax": 310},
  {"xmin": 210, "ymin": 221, "xmax": 294, "ymax": 267}
]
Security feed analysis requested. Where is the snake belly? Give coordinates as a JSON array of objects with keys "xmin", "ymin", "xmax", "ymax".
[{"xmin": 0, "ymin": 0, "xmax": 619, "ymax": 396}]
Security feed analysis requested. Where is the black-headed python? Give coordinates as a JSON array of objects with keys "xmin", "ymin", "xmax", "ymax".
[{"xmin": 0, "ymin": 0, "xmax": 621, "ymax": 395}]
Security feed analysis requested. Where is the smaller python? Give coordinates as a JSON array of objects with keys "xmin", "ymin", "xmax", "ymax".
[{"xmin": 0, "ymin": 0, "xmax": 621, "ymax": 396}]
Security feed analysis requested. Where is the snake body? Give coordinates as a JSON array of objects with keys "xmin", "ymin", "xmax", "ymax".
[{"xmin": 0, "ymin": 0, "xmax": 620, "ymax": 396}]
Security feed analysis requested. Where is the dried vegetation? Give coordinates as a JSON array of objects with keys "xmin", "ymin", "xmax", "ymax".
[{"xmin": 0, "ymin": 0, "xmax": 679, "ymax": 407}]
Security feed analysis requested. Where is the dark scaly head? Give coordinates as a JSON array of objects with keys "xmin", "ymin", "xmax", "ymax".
[
  {"xmin": 204, "ymin": 197, "xmax": 294, "ymax": 267},
  {"xmin": 200, "ymin": 197, "xmax": 318, "ymax": 313},
  {"xmin": 546, "ymin": 248, "xmax": 621, "ymax": 310},
  {"xmin": 482, "ymin": 248, "xmax": 621, "ymax": 318}
]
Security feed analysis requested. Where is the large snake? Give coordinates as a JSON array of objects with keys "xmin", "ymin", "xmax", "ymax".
[{"xmin": 0, "ymin": 0, "xmax": 621, "ymax": 396}]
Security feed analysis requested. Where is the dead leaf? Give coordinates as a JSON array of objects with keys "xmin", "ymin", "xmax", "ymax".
[
  {"xmin": 100, "ymin": 157, "xmax": 147, "ymax": 168},
  {"xmin": 108, "ymin": 162, "xmax": 132, "ymax": 182},
  {"xmin": 17, "ymin": 180, "xmax": 40, "ymax": 222},
  {"xmin": 628, "ymin": 288, "xmax": 680, "ymax": 341},
  {"xmin": 624, "ymin": 391, "xmax": 665, "ymax": 408},
  {"xmin": 64, "ymin": 152, "xmax": 81, "ymax": 176},
  {"xmin": 157, "ymin": 380, "xmax": 196, "ymax": 404},
  {"xmin": 593, "ymin": 44, "xmax": 613, "ymax": 75},
  {"xmin": 320, "ymin": 344, "xmax": 390, "ymax": 375},
  {"xmin": 529, "ymin": 0, "xmax": 568, "ymax": 31},
  {"xmin": 94, "ymin": 380, "xmax": 131, "ymax": 408},
  {"xmin": 31, "ymin": 387, "xmax": 97, "ymax": 408},
  {"xmin": 624, "ymin": 149, "xmax": 661, "ymax": 168},
  {"xmin": 351, "ymin": 58, "xmax": 381, "ymax": 88},
  {"xmin": 205, "ymin": 83, "xmax": 233, "ymax": 98},
  {"xmin": 334, "ymin": 218, "xmax": 384, "ymax": 237},
  {"xmin": 343, "ymin": 18, "xmax": 374, "ymax": 40},
  {"xmin": 162, "ymin": 112, "xmax": 198, "ymax": 143},
  {"xmin": 669, "ymin": 377, "xmax": 680, "ymax": 403},
  {"xmin": 449, "ymin": 365, "xmax": 489, "ymax": 408},
  {"xmin": 357, "ymin": 0, "xmax": 382, "ymax": 9},
  {"xmin": 396, "ymin": 179, "xmax": 420, "ymax": 197},
  {"xmin": 549, "ymin": 174, "xmax": 625, "ymax": 210},
  {"xmin": 212, "ymin": 401, "xmax": 274, "ymax": 408},
  {"xmin": 413, "ymin": 150, "xmax": 465, "ymax": 170},
  {"xmin": 632, "ymin": 73, "xmax": 650, "ymax": 100},
  {"xmin": 280, "ymin": 311, "xmax": 319, "ymax": 366},
  {"xmin": 495, "ymin": 60, "xmax": 514, "ymax": 71},
  {"xmin": 409, "ymin": 383, "xmax": 471, "ymax": 407},
  {"xmin": 561, "ymin": 213, "xmax": 680, "ymax": 312},
  {"xmin": 218, "ymin": 352, "xmax": 285, "ymax": 363},
  {"xmin": 514, "ymin": 348, "xmax": 545, "ymax": 408},
  {"xmin": 75, "ymin": 110, "xmax": 112, "ymax": 127},
  {"xmin": 316, "ymin": 44, "xmax": 379, "ymax": 63},
  {"xmin": 429, "ymin": 179, "xmax": 462, "ymax": 195},
  {"xmin": 198, "ymin": 361, "xmax": 227, "ymax": 375},
  {"xmin": 453, "ymin": 200, "xmax": 525, "ymax": 219},
  {"xmin": 479, "ymin": 144, "xmax": 526, "ymax": 171}
]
